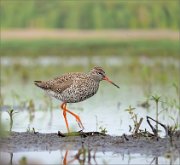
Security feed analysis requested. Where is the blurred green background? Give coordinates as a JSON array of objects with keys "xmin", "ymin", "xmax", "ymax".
[
  {"xmin": 1, "ymin": 1, "xmax": 179, "ymax": 57},
  {"xmin": 1, "ymin": 0, "xmax": 179, "ymax": 103},
  {"xmin": 1, "ymin": 1, "xmax": 179, "ymax": 29}
]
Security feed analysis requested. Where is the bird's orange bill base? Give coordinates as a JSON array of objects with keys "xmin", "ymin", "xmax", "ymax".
[{"xmin": 103, "ymin": 76, "xmax": 120, "ymax": 88}]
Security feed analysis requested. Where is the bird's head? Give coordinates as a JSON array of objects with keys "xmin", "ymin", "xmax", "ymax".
[{"xmin": 90, "ymin": 66, "xmax": 120, "ymax": 88}]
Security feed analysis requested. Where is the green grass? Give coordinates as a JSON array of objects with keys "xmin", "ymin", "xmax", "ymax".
[
  {"xmin": 1, "ymin": 1, "xmax": 179, "ymax": 29},
  {"xmin": 1, "ymin": 39, "xmax": 179, "ymax": 57}
]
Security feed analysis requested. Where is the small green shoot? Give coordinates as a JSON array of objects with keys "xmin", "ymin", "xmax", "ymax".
[
  {"xmin": 99, "ymin": 126, "xmax": 107, "ymax": 134},
  {"xmin": 125, "ymin": 106, "xmax": 137, "ymax": 132},
  {"xmin": 172, "ymin": 82, "xmax": 180, "ymax": 127},
  {"xmin": 151, "ymin": 94, "xmax": 161, "ymax": 137},
  {"xmin": 125, "ymin": 105, "xmax": 144, "ymax": 134},
  {"xmin": 168, "ymin": 116, "xmax": 178, "ymax": 133}
]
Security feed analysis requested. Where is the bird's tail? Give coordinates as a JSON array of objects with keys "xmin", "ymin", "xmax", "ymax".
[{"xmin": 34, "ymin": 80, "xmax": 48, "ymax": 89}]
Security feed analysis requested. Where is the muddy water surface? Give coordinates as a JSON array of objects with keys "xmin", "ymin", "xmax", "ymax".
[{"xmin": 1, "ymin": 56, "xmax": 179, "ymax": 164}]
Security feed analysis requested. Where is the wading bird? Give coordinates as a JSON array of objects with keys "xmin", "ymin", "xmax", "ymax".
[{"xmin": 34, "ymin": 66, "xmax": 119, "ymax": 132}]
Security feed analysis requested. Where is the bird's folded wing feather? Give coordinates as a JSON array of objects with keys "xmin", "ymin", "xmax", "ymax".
[{"xmin": 49, "ymin": 79, "xmax": 73, "ymax": 93}]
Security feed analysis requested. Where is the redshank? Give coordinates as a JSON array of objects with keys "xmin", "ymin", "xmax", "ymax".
[{"xmin": 34, "ymin": 66, "xmax": 119, "ymax": 132}]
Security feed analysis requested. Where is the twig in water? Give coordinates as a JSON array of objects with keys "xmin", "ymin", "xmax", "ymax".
[
  {"xmin": 134, "ymin": 117, "xmax": 143, "ymax": 134},
  {"xmin": 147, "ymin": 116, "xmax": 168, "ymax": 135},
  {"xmin": 123, "ymin": 134, "xmax": 129, "ymax": 141},
  {"xmin": 32, "ymin": 127, "xmax": 38, "ymax": 134},
  {"xmin": 146, "ymin": 116, "xmax": 158, "ymax": 136}
]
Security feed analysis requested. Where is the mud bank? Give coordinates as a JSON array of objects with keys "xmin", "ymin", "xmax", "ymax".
[{"xmin": 0, "ymin": 131, "xmax": 180, "ymax": 156}]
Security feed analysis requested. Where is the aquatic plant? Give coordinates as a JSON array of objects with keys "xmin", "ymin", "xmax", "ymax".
[
  {"xmin": 125, "ymin": 105, "xmax": 143, "ymax": 134},
  {"xmin": 151, "ymin": 95, "xmax": 161, "ymax": 137},
  {"xmin": 159, "ymin": 83, "xmax": 180, "ymax": 130},
  {"xmin": 7, "ymin": 109, "xmax": 18, "ymax": 132},
  {"xmin": 161, "ymin": 96, "xmax": 179, "ymax": 120},
  {"xmin": 27, "ymin": 99, "xmax": 35, "ymax": 123},
  {"xmin": 125, "ymin": 106, "xmax": 136, "ymax": 127},
  {"xmin": 99, "ymin": 126, "xmax": 107, "ymax": 134},
  {"xmin": 172, "ymin": 82, "xmax": 180, "ymax": 127}
]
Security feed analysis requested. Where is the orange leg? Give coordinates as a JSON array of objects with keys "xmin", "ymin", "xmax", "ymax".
[
  {"xmin": 60, "ymin": 103, "xmax": 84, "ymax": 132},
  {"xmin": 63, "ymin": 150, "xmax": 77, "ymax": 165},
  {"xmin": 61, "ymin": 103, "xmax": 70, "ymax": 133},
  {"xmin": 64, "ymin": 103, "xmax": 84, "ymax": 130},
  {"xmin": 63, "ymin": 150, "xmax": 68, "ymax": 165}
]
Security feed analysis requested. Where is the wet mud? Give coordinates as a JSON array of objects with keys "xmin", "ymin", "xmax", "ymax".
[{"xmin": 0, "ymin": 131, "xmax": 180, "ymax": 156}]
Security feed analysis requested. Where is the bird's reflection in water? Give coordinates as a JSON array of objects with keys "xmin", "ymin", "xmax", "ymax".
[{"xmin": 63, "ymin": 145, "xmax": 97, "ymax": 165}]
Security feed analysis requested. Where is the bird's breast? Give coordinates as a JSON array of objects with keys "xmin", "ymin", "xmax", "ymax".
[{"xmin": 60, "ymin": 80, "xmax": 99, "ymax": 103}]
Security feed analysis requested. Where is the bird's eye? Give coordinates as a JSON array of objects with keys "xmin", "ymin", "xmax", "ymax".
[{"xmin": 98, "ymin": 72, "xmax": 102, "ymax": 75}]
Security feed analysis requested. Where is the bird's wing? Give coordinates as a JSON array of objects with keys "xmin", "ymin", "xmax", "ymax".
[
  {"xmin": 53, "ymin": 72, "xmax": 82, "ymax": 82},
  {"xmin": 50, "ymin": 73, "xmax": 89, "ymax": 93},
  {"xmin": 49, "ymin": 79, "xmax": 73, "ymax": 93},
  {"xmin": 35, "ymin": 72, "xmax": 86, "ymax": 93}
]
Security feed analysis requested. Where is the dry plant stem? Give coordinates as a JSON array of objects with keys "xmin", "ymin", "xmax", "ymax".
[
  {"xmin": 149, "ymin": 157, "xmax": 154, "ymax": 165},
  {"xmin": 10, "ymin": 153, "xmax": 13, "ymax": 165},
  {"xmin": 147, "ymin": 116, "xmax": 168, "ymax": 136},
  {"xmin": 155, "ymin": 157, "xmax": 159, "ymax": 165},
  {"xmin": 10, "ymin": 116, "xmax": 13, "ymax": 132},
  {"xmin": 123, "ymin": 134, "xmax": 129, "ymax": 141},
  {"xmin": 156, "ymin": 101, "xmax": 159, "ymax": 137},
  {"xmin": 7, "ymin": 110, "xmax": 18, "ymax": 132},
  {"xmin": 134, "ymin": 118, "xmax": 143, "ymax": 134},
  {"xmin": 151, "ymin": 95, "xmax": 161, "ymax": 138},
  {"xmin": 9, "ymin": 111, "xmax": 13, "ymax": 132}
]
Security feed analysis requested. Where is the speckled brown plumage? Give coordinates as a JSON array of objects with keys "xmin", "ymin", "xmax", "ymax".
[{"xmin": 34, "ymin": 66, "xmax": 119, "ymax": 132}]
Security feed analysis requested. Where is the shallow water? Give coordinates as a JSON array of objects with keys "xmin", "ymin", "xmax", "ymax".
[
  {"xmin": 1, "ymin": 151, "xmax": 179, "ymax": 165},
  {"xmin": 1, "ymin": 55, "xmax": 179, "ymax": 164},
  {"xmin": 1, "ymin": 84, "xmax": 178, "ymax": 135}
]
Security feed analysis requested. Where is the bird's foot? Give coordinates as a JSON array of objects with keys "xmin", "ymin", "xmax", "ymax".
[{"xmin": 78, "ymin": 129, "xmax": 84, "ymax": 133}]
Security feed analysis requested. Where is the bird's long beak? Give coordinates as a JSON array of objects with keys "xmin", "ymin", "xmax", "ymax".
[{"xmin": 103, "ymin": 76, "xmax": 120, "ymax": 88}]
